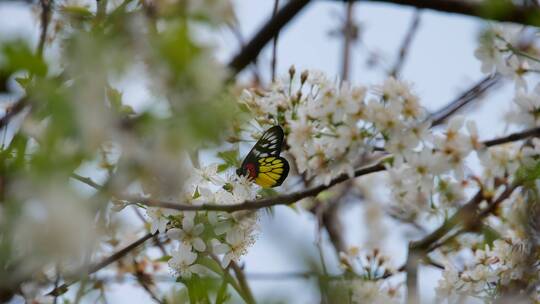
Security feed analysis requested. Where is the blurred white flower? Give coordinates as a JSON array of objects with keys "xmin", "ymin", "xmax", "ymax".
[
  {"xmin": 13, "ymin": 183, "xmax": 96, "ymax": 276},
  {"xmin": 193, "ymin": 163, "xmax": 225, "ymax": 186},
  {"xmin": 350, "ymin": 280, "xmax": 399, "ymax": 304},
  {"xmin": 521, "ymin": 138, "xmax": 540, "ymax": 167},
  {"xmin": 507, "ymin": 86, "xmax": 540, "ymax": 127}
]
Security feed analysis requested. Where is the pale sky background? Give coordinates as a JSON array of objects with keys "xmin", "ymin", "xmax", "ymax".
[{"xmin": 0, "ymin": 0, "xmax": 517, "ymax": 303}]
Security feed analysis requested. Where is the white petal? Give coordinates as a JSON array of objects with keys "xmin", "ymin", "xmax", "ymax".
[
  {"xmin": 193, "ymin": 238, "xmax": 207, "ymax": 252},
  {"xmin": 182, "ymin": 215, "xmax": 195, "ymax": 231},
  {"xmin": 167, "ymin": 228, "xmax": 184, "ymax": 240},
  {"xmin": 189, "ymin": 264, "xmax": 209, "ymax": 276},
  {"xmin": 193, "ymin": 223, "xmax": 204, "ymax": 235},
  {"xmin": 150, "ymin": 222, "xmax": 159, "ymax": 234},
  {"xmin": 214, "ymin": 222, "xmax": 231, "ymax": 235},
  {"xmin": 221, "ymin": 254, "xmax": 232, "ymax": 268},
  {"xmin": 158, "ymin": 220, "xmax": 168, "ymax": 234},
  {"xmin": 213, "ymin": 243, "xmax": 230, "ymax": 255}
]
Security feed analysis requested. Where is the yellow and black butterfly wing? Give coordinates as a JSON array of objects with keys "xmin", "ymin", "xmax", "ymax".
[
  {"xmin": 254, "ymin": 156, "xmax": 290, "ymax": 188},
  {"xmin": 237, "ymin": 126, "xmax": 289, "ymax": 187},
  {"xmin": 245, "ymin": 126, "xmax": 284, "ymax": 159}
]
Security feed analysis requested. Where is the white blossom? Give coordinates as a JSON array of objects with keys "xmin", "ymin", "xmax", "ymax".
[
  {"xmin": 168, "ymin": 243, "xmax": 207, "ymax": 279},
  {"xmin": 167, "ymin": 212, "xmax": 206, "ymax": 252},
  {"xmin": 147, "ymin": 207, "xmax": 176, "ymax": 234}
]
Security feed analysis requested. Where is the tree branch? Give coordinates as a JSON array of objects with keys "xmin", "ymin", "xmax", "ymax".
[
  {"xmin": 390, "ymin": 10, "xmax": 421, "ymax": 77},
  {"xmin": 70, "ymin": 173, "xmax": 103, "ymax": 190},
  {"xmin": 133, "ymin": 259, "xmax": 164, "ymax": 304},
  {"xmin": 341, "ymin": 0, "xmax": 355, "ymax": 81},
  {"xmin": 329, "ymin": 0, "xmax": 540, "ymax": 26},
  {"xmin": 133, "ymin": 161, "xmax": 386, "ymax": 212},
  {"xmin": 404, "ymin": 184, "xmax": 518, "ymax": 303},
  {"xmin": 271, "ymin": 0, "xmax": 281, "ymax": 82},
  {"xmin": 429, "ymin": 74, "xmax": 500, "ymax": 127},
  {"xmin": 133, "ymin": 124, "xmax": 540, "ymax": 213},
  {"xmin": 227, "ymin": 0, "xmax": 311, "ymax": 77},
  {"xmin": 37, "ymin": 0, "xmax": 52, "ymax": 57},
  {"xmin": 483, "ymin": 125, "xmax": 540, "ymax": 147},
  {"xmin": 230, "ymin": 261, "xmax": 256, "ymax": 304},
  {"xmin": 48, "ymin": 232, "xmax": 155, "ymax": 296},
  {"xmin": 0, "ymin": 99, "xmax": 27, "ymax": 130}
]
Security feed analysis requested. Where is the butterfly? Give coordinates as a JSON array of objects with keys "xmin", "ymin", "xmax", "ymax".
[{"xmin": 236, "ymin": 126, "xmax": 290, "ymax": 188}]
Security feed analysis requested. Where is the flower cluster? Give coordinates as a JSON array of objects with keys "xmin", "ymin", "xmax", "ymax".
[
  {"xmin": 337, "ymin": 248, "xmax": 400, "ymax": 304},
  {"xmin": 141, "ymin": 163, "xmax": 259, "ymax": 278},
  {"xmin": 240, "ymin": 68, "xmax": 429, "ymax": 186},
  {"xmin": 474, "ymin": 24, "xmax": 538, "ymax": 89},
  {"xmin": 240, "ymin": 69, "xmax": 488, "ymax": 220},
  {"xmin": 436, "ymin": 238, "xmax": 531, "ymax": 302},
  {"xmin": 507, "ymin": 84, "xmax": 540, "ymax": 128},
  {"xmin": 475, "ymin": 24, "xmax": 540, "ymax": 130}
]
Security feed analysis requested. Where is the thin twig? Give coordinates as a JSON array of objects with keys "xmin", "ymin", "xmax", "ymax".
[
  {"xmin": 230, "ymin": 261, "xmax": 256, "ymax": 304},
  {"xmin": 227, "ymin": 0, "xmax": 311, "ymax": 76},
  {"xmin": 0, "ymin": 99, "xmax": 27, "ymax": 130},
  {"xmin": 227, "ymin": 23, "xmax": 262, "ymax": 83},
  {"xmin": 47, "ymin": 232, "xmax": 155, "ymax": 296},
  {"xmin": 390, "ymin": 10, "xmax": 421, "ymax": 77},
  {"xmin": 135, "ymin": 125, "xmax": 540, "ymax": 213},
  {"xmin": 341, "ymin": 0, "xmax": 355, "ymax": 81},
  {"xmin": 208, "ymin": 254, "xmax": 246, "ymax": 303},
  {"xmin": 404, "ymin": 185, "xmax": 518, "ymax": 303},
  {"xmin": 410, "ymin": 190, "xmax": 484, "ymax": 251},
  {"xmin": 53, "ymin": 266, "xmax": 60, "ymax": 304},
  {"xmin": 483, "ymin": 125, "xmax": 540, "ymax": 147},
  {"xmin": 70, "ymin": 173, "xmax": 103, "ymax": 190},
  {"xmin": 133, "ymin": 161, "xmax": 387, "ymax": 212},
  {"xmin": 37, "ymin": 0, "xmax": 52, "ymax": 57},
  {"xmin": 429, "ymin": 74, "xmax": 500, "ymax": 127},
  {"xmin": 133, "ymin": 259, "xmax": 163, "ymax": 304},
  {"xmin": 271, "ymin": 0, "xmax": 280, "ymax": 82},
  {"xmin": 80, "ymin": 269, "xmax": 404, "ymax": 283}
]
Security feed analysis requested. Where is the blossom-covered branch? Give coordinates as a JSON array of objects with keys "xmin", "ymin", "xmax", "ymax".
[
  {"xmin": 405, "ymin": 185, "xmax": 518, "ymax": 303},
  {"xmin": 134, "ymin": 125, "xmax": 540, "ymax": 213},
  {"xmin": 133, "ymin": 161, "xmax": 386, "ymax": 212}
]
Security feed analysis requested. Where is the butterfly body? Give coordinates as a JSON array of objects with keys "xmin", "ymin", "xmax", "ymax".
[{"xmin": 237, "ymin": 126, "xmax": 290, "ymax": 188}]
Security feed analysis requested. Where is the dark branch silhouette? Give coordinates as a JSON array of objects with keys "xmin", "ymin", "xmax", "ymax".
[{"xmin": 330, "ymin": 0, "xmax": 540, "ymax": 26}]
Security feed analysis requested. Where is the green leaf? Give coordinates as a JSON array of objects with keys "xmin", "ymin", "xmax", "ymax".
[
  {"xmin": 59, "ymin": 5, "xmax": 95, "ymax": 22},
  {"xmin": 48, "ymin": 284, "xmax": 69, "ymax": 297},
  {"xmin": 196, "ymin": 256, "xmax": 223, "ymax": 275},
  {"xmin": 192, "ymin": 186, "xmax": 201, "ymax": 199},
  {"xmin": 481, "ymin": 225, "xmax": 501, "ymax": 247},
  {"xmin": 217, "ymin": 163, "xmax": 229, "ymax": 172},
  {"xmin": 15, "ymin": 76, "xmax": 32, "ymax": 89},
  {"xmin": 155, "ymin": 255, "xmax": 172, "ymax": 262},
  {"xmin": 1, "ymin": 40, "xmax": 47, "ymax": 77},
  {"xmin": 177, "ymin": 275, "xmax": 219, "ymax": 303},
  {"xmin": 107, "ymin": 86, "xmax": 135, "ymax": 116},
  {"xmin": 515, "ymin": 160, "xmax": 540, "ymax": 188},
  {"xmin": 257, "ymin": 187, "xmax": 278, "ymax": 197},
  {"xmin": 217, "ymin": 148, "xmax": 240, "ymax": 171}
]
